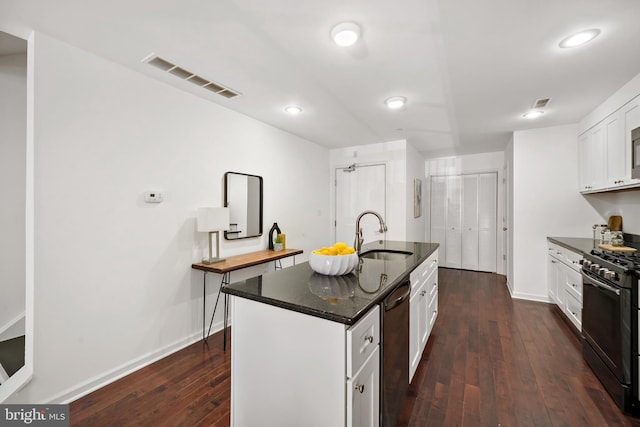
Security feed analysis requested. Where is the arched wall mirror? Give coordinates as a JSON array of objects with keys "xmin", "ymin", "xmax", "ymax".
[
  {"xmin": 223, "ymin": 172, "xmax": 263, "ymax": 240},
  {"xmin": 0, "ymin": 30, "xmax": 33, "ymax": 402}
]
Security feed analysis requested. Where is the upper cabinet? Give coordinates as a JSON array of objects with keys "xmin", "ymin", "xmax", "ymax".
[{"xmin": 579, "ymin": 95, "xmax": 640, "ymax": 193}]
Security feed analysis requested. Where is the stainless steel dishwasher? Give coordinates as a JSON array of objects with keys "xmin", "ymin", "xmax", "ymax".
[{"xmin": 380, "ymin": 276, "xmax": 411, "ymax": 426}]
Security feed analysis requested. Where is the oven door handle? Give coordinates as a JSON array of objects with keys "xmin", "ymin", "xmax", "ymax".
[{"xmin": 581, "ymin": 271, "xmax": 621, "ymax": 296}]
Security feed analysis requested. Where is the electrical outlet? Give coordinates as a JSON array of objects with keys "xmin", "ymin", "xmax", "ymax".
[{"xmin": 144, "ymin": 191, "xmax": 163, "ymax": 203}]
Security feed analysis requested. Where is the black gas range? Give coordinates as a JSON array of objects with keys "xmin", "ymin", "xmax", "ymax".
[{"xmin": 581, "ymin": 233, "xmax": 640, "ymax": 415}]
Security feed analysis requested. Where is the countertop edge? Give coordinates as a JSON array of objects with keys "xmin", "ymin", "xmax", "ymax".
[{"xmin": 547, "ymin": 236, "xmax": 598, "ymax": 254}]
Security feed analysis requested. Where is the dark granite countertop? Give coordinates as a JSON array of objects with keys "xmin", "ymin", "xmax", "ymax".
[
  {"xmin": 547, "ymin": 237, "xmax": 600, "ymax": 254},
  {"xmin": 222, "ymin": 240, "xmax": 439, "ymax": 325}
]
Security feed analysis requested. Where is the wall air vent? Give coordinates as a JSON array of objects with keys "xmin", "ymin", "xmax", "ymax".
[
  {"xmin": 532, "ymin": 98, "xmax": 551, "ymax": 109},
  {"xmin": 142, "ymin": 54, "xmax": 241, "ymax": 100}
]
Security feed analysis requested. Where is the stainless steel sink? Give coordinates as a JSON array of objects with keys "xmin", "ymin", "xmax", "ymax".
[{"xmin": 359, "ymin": 249, "xmax": 413, "ymax": 261}]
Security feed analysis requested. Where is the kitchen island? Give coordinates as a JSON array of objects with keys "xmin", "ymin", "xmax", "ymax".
[{"xmin": 223, "ymin": 240, "xmax": 438, "ymax": 427}]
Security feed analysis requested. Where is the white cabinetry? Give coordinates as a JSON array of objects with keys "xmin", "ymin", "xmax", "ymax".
[
  {"xmin": 547, "ymin": 241, "xmax": 583, "ymax": 331},
  {"xmin": 430, "ymin": 174, "xmax": 497, "ymax": 272},
  {"xmin": 347, "ymin": 346, "xmax": 379, "ymax": 427},
  {"xmin": 579, "ymin": 125, "xmax": 605, "ymax": 191},
  {"xmin": 230, "ymin": 297, "xmax": 380, "ymax": 427},
  {"xmin": 409, "ymin": 250, "xmax": 438, "ymax": 382},
  {"xmin": 604, "ymin": 110, "xmax": 626, "ymax": 188},
  {"xmin": 579, "ymin": 94, "xmax": 640, "ymax": 193},
  {"xmin": 623, "ymin": 96, "xmax": 640, "ymax": 187}
]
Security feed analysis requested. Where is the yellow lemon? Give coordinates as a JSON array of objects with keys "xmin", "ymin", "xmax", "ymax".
[
  {"xmin": 333, "ymin": 242, "xmax": 348, "ymax": 251},
  {"xmin": 327, "ymin": 247, "xmax": 339, "ymax": 256}
]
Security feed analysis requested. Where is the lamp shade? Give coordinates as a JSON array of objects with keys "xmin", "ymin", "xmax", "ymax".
[{"xmin": 197, "ymin": 207, "xmax": 230, "ymax": 232}]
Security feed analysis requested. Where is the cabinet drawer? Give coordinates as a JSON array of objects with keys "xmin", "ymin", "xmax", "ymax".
[
  {"xmin": 565, "ymin": 268, "xmax": 583, "ymax": 301},
  {"xmin": 564, "ymin": 292, "xmax": 582, "ymax": 331},
  {"xmin": 428, "ymin": 290, "xmax": 438, "ymax": 332},
  {"xmin": 422, "ymin": 252, "xmax": 439, "ymax": 280},
  {"xmin": 427, "ymin": 268, "xmax": 438, "ymax": 300},
  {"xmin": 410, "ymin": 252, "xmax": 438, "ymax": 298},
  {"xmin": 347, "ymin": 305, "xmax": 380, "ymax": 378}
]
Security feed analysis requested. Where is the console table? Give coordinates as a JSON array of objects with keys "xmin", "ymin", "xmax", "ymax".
[{"xmin": 192, "ymin": 248, "xmax": 303, "ymax": 349}]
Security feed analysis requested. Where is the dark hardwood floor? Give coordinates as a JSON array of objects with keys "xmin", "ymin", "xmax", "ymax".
[{"xmin": 71, "ymin": 268, "xmax": 640, "ymax": 426}]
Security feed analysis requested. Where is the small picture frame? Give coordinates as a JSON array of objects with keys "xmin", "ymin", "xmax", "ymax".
[{"xmin": 414, "ymin": 178, "xmax": 422, "ymax": 218}]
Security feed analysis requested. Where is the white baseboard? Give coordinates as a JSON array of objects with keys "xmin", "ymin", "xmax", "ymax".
[
  {"xmin": 510, "ymin": 292, "xmax": 552, "ymax": 304},
  {"xmin": 47, "ymin": 320, "xmax": 226, "ymax": 404}
]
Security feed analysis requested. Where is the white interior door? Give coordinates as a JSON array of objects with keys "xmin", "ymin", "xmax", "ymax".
[
  {"xmin": 445, "ymin": 176, "xmax": 462, "ymax": 269},
  {"xmin": 335, "ymin": 164, "xmax": 386, "ymax": 247},
  {"xmin": 461, "ymin": 175, "xmax": 479, "ymax": 270},
  {"xmin": 478, "ymin": 173, "xmax": 497, "ymax": 272},
  {"xmin": 430, "ymin": 172, "xmax": 498, "ymax": 273}
]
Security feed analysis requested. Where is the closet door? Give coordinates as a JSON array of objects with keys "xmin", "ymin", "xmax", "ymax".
[
  {"xmin": 461, "ymin": 175, "xmax": 479, "ymax": 270},
  {"xmin": 478, "ymin": 173, "xmax": 497, "ymax": 272},
  {"xmin": 444, "ymin": 176, "xmax": 461, "ymax": 269},
  {"xmin": 430, "ymin": 176, "xmax": 447, "ymax": 266}
]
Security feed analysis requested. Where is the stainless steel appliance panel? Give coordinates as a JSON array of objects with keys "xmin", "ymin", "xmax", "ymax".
[
  {"xmin": 380, "ymin": 278, "xmax": 411, "ymax": 427},
  {"xmin": 632, "ymin": 127, "xmax": 640, "ymax": 179}
]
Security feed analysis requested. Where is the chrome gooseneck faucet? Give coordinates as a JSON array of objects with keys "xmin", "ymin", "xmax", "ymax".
[{"xmin": 354, "ymin": 210, "xmax": 388, "ymax": 254}]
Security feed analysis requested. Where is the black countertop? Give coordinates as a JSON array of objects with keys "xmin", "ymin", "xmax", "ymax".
[
  {"xmin": 547, "ymin": 237, "xmax": 600, "ymax": 254},
  {"xmin": 222, "ymin": 240, "xmax": 439, "ymax": 325}
]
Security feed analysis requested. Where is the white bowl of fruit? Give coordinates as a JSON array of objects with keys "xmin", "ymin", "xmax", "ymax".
[{"xmin": 309, "ymin": 242, "xmax": 359, "ymax": 276}]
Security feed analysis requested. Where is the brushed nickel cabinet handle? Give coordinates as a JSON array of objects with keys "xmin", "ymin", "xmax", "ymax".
[
  {"xmin": 364, "ymin": 335, "xmax": 374, "ymax": 343},
  {"xmin": 355, "ymin": 384, "xmax": 365, "ymax": 393}
]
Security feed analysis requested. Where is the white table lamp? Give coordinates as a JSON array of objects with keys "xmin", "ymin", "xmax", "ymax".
[{"xmin": 197, "ymin": 207, "xmax": 230, "ymax": 264}]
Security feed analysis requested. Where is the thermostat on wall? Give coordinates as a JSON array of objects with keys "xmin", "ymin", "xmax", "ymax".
[{"xmin": 144, "ymin": 191, "xmax": 164, "ymax": 203}]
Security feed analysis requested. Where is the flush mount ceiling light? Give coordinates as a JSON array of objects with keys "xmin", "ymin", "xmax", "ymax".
[
  {"xmin": 385, "ymin": 96, "xmax": 406, "ymax": 110},
  {"xmin": 559, "ymin": 29, "xmax": 601, "ymax": 48},
  {"xmin": 523, "ymin": 110, "xmax": 544, "ymax": 119},
  {"xmin": 284, "ymin": 105, "xmax": 303, "ymax": 115},
  {"xmin": 331, "ymin": 22, "xmax": 361, "ymax": 47}
]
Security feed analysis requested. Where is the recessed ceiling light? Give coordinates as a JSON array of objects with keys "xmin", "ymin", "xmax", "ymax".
[
  {"xmin": 559, "ymin": 29, "xmax": 601, "ymax": 48},
  {"xmin": 385, "ymin": 96, "xmax": 406, "ymax": 110},
  {"xmin": 284, "ymin": 105, "xmax": 303, "ymax": 115},
  {"xmin": 523, "ymin": 110, "xmax": 544, "ymax": 119},
  {"xmin": 331, "ymin": 22, "xmax": 361, "ymax": 47}
]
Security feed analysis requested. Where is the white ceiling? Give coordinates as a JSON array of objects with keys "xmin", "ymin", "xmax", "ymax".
[{"xmin": 2, "ymin": 0, "xmax": 640, "ymax": 157}]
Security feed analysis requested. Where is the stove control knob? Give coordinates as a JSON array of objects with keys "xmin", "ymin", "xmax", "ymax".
[
  {"xmin": 604, "ymin": 271, "xmax": 616, "ymax": 280},
  {"xmin": 590, "ymin": 264, "xmax": 600, "ymax": 272},
  {"xmin": 583, "ymin": 260, "xmax": 592, "ymax": 269},
  {"xmin": 598, "ymin": 268, "xmax": 608, "ymax": 277}
]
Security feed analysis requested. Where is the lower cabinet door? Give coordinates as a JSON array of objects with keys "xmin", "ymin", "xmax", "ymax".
[
  {"xmin": 409, "ymin": 283, "xmax": 428, "ymax": 382},
  {"xmin": 347, "ymin": 346, "xmax": 380, "ymax": 427}
]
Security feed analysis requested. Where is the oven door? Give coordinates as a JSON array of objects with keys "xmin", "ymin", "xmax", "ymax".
[{"xmin": 582, "ymin": 271, "xmax": 631, "ymax": 383}]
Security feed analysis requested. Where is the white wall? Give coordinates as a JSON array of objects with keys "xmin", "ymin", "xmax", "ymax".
[
  {"xmin": 511, "ymin": 124, "xmax": 603, "ymax": 301},
  {"xmin": 505, "ymin": 137, "xmax": 513, "ymax": 293},
  {"xmin": 405, "ymin": 142, "xmax": 426, "ymax": 242},
  {"xmin": 8, "ymin": 32, "xmax": 330, "ymax": 404},
  {"xmin": 0, "ymin": 53, "xmax": 26, "ymax": 334},
  {"xmin": 583, "ymin": 191, "xmax": 640, "ymax": 234},
  {"xmin": 329, "ymin": 140, "xmax": 410, "ymax": 242},
  {"xmin": 424, "ymin": 151, "xmax": 506, "ymax": 274}
]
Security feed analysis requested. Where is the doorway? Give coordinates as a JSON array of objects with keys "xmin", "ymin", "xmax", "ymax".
[{"xmin": 334, "ymin": 163, "xmax": 386, "ymax": 246}]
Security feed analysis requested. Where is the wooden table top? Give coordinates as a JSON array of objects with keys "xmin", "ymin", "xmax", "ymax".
[{"xmin": 191, "ymin": 248, "xmax": 303, "ymax": 274}]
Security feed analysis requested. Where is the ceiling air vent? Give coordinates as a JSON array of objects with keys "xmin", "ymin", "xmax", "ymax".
[
  {"xmin": 142, "ymin": 54, "xmax": 241, "ymax": 100},
  {"xmin": 532, "ymin": 98, "xmax": 551, "ymax": 109}
]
